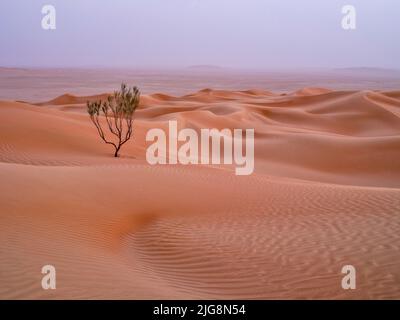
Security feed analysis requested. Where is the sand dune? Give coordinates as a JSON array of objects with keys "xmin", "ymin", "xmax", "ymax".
[
  {"xmin": 293, "ymin": 87, "xmax": 333, "ymax": 96},
  {"xmin": 0, "ymin": 87, "xmax": 400, "ymax": 299},
  {"xmin": 35, "ymin": 93, "xmax": 112, "ymax": 106}
]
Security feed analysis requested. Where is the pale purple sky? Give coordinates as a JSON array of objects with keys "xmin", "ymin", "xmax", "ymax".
[{"xmin": 0, "ymin": 0, "xmax": 399, "ymax": 69}]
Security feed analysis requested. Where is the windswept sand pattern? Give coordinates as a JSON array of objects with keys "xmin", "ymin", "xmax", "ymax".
[
  {"xmin": 124, "ymin": 173, "xmax": 400, "ymax": 299},
  {"xmin": 0, "ymin": 88, "xmax": 400, "ymax": 299}
]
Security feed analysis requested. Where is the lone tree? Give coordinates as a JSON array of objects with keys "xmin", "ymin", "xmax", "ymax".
[{"xmin": 87, "ymin": 83, "xmax": 140, "ymax": 157}]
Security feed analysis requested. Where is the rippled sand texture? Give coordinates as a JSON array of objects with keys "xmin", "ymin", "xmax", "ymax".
[{"xmin": 1, "ymin": 86, "xmax": 400, "ymax": 299}]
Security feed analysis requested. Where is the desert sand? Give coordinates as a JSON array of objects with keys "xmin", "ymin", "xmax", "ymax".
[{"xmin": 1, "ymin": 79, "xmax": 400, "ymax": 299}]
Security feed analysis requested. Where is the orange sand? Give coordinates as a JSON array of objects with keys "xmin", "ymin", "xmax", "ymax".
[{"xmin": 0, "ymin": 88, "xmax": 400, "ymax": 299}]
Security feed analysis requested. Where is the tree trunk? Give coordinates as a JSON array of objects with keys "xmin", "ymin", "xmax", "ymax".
[{"xmin": 114, "ymin": 147, "xmax": 120, "ymax": 158}]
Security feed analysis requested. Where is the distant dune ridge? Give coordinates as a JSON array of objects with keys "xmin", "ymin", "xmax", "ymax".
[
  {"xmin": 0, "ymin": 86, "xmax": 400, "ymax": 299},
  {"xmin": 2, "ymin": 67, "xmax": 400, "ymax": 101}
]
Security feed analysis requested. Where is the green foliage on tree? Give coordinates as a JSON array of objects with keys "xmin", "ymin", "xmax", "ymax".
[{"xmin": 87, "ymin": 83, "xmax": 140, "ymax": 157}]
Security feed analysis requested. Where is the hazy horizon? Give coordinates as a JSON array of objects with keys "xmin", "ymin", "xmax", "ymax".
[{"xmin": 1, "ymin": 0, "xmax": 399, "ymax": 69}]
